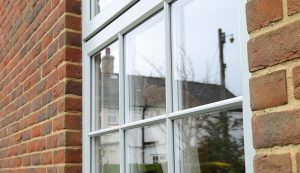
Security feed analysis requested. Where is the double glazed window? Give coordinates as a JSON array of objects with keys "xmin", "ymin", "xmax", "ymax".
[{"xmin": 84, "ymin": 0, "xmax": 249, "ymax": 173}]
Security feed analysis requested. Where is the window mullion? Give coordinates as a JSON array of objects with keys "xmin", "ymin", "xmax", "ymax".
[
  {"xmin": 118, "ymin": 33, "xmax": 126, "ymax": 173},
  {"xmin": 91, "ymin": 57, "xmax": 96, "ymax": 132},
  {"xmin": 91, "ymin": 56, "xmax": 98, "ymax": 173},
  {"xmin": 164, "ymin": 2, "xmax": 175, "ymax": 173}
]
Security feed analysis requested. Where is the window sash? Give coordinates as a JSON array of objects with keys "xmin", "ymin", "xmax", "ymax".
[
  {"xmin": 88, "ymin": 97, "xmax": 242, "ymax": 137},
  {"xmin": 82, "ymin": 0, "xmax": 254, "ymax": 173},
  {"xmin": 83, "ymin": 0, "xmax": 138, "ymax": 41}
]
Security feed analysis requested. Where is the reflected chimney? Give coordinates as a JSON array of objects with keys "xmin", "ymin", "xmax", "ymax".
[{"xmin": 101, "ymin": 48, "xmax": 114, "ymax": 74}]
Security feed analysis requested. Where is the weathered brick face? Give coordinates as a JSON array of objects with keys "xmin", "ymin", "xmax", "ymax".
[
  {"xmin": 250, "ymin": 70, "xmax": 287, "ymax": 111},
  {"xmin": 247, "ymin": 0, "xmax": 300, "ymax": 172},
  {"xmin": 0, "ymin": 0, "xmax": 82, "ymax": 172},
  {"xmin": 246, "ymin": 0, "xmax": 283, "ymax": 32},
  {"xmin": 288, "ymin": 0, "xmax": 300, "ymax": 15},
  {"xmin": 254, "ymin": 154, "xmax": 292, "ymax": 173}
]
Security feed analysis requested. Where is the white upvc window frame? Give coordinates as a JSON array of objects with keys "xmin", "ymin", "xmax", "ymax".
[
  {"xmin": 82, "ymin": 0, "xmax": 138, "ymax": 41},
  {"xmin": 82, "ymin": 0, "xmax": 254, "ymax": 173}
]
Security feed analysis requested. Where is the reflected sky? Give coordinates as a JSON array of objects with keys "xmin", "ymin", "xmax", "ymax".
[{"xmin": 125, "ymin": 0, "xmax": 241, "ymax": 97}]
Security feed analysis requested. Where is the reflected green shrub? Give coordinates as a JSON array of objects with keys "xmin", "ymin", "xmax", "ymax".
[
  {"xmin": 103, "ymin": 164, "xmax": 119, "ymax": 173},
  {"xmin": 200, "ymin": 162, "xmax": 234, "ymax": 173},
  {"xmin": 102, "ymin": 163, "xmax": 166, "ymax": 173},
  {"xmin": 130, "ymin": 163, "xmax": 165, "ymax": 173}
]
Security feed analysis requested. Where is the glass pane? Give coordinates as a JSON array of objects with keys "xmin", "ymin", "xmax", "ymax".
[
  {"xmin": 126, "ymin": 123, "xmax": 168, "ymax": 173},
  {"xmin": 95, "ymin": 41, "xmax": 119, "ymax": 129},
  {"xmin": 171, "ymin": 0, "xmax": 242, "ymax": 110},
  {"xmin": 125, "ymin": 12, "xmax": 166, "ymax": 123},
  {"xmin": 95, "ymin": 132, "xmax": 120, "ymax": 173},
  {"xmin": 174, "ymin": 109, "xmax": 245, "ymax": 173},
  {"xmin": 95, "ymin": 0, "xmax": 118, "ymax": 16}
]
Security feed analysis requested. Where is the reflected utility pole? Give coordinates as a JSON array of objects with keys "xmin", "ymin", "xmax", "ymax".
[
  {"xmin": 218, "ymin": 29, "xmax": 226, "ymax": 99},
  {"xmin": 218, "ymin": 28, "xmax": 234, "ymax": 139},
  {"xmin": 218, "ymin": 28, "xmax": 234, "ymax": 99}
]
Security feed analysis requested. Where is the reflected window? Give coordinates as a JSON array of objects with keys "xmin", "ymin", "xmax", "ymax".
[
  {"xmin": 125, "ymin": 12, "xmax": 166, "ymax": 122},
  {"xmin": 95, "ymin": 41, "xmax": 119, "ymax": 129},
  {"xmin": 126, "ymin": 123, "xmax": 168, "ymax": 173},
  {"xmin": 174, "ymin": 109, "xmax": 245, "ymax": 173},
  {"xmin": 172, "ymin": 0, "xmax": 242, "ymax": 110}
]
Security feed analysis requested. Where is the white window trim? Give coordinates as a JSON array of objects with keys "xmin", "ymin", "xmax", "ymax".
[
  {"xmin": 83, "ymin": 0, "xmax": 138, "ymax": 41},
  {"xmin": 82, "ymin": 0, "xmax": 254, "ymax": 173}
]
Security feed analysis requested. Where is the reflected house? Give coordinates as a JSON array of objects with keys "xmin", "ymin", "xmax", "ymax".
[
  {"xmin": 99, "ymin": 74, "xmax": 239, "ymax": 163},
  {"xmin": 96, "ymin": 49, "xmax": 243, "ymax": 173},
  {"xmin": 99, "ymin": 74, "xmax": 236, "ymax": 128}
]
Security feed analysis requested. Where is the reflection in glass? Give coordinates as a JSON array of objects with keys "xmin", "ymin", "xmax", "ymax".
[
  {"xmin": 95, "ymin": 0, "xmax": 117, "ymax": 15},
  {"xmin": 95, "ymin": 41, "xmax": 119, "ymax": 129},
  {"xmin": 95, "ymin": 133, "xmax": 120, "ymax": 173},
  {"xmin": 174, "ymin": 109, "xmax": 245, "ymax": 173},
  {"xmin": 125, "ymin": 12, "xmax": 166, "ymax": 122},
  {"xmin": 171, "ymin": 0, "xmax": 242, "ymax": 110},
  {"xmin": 126, "ymin": 123, "xmax": 168, "ymax": 173}
]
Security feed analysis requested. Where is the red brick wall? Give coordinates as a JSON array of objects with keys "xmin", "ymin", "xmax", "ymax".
[
  {"xmin": 0, "ymin": 0, "xmax": 82, "ymax": 172},
  {"xmin": 247, "ymin": 0, "xmax": 300, "ymax": 172}
]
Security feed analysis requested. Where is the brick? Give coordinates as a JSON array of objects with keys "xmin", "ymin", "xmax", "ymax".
[
  {"xmin": 53, "ymin": 115, "xmax": 64, "ymax": 131},
  {"xmin": 64, "ymin": 96, "xmax": 82, "ymax": 112},
  {"xmin": 52, "ymin": 17, "xmax": 65, "ymax": 38},
  {"xmin": 42, "ymin": 60, "xmax": 52, "ymax": 77},
  {"xmin": 35, "ymin": 138, "xmax": 46, "ymax": 151},
  {"xmin": 51, "ymin": 0, "xmax": 60, "ymax": 10},
  {"xmin": 246, "ymin": 0, "xmax": 283, "ymax": 32},
  {"xmin": 31, "ymin": 125, "xmax": 41, "ymax": 138},
  {"xmin": 65, "ymin": 131, "xmax": 81, "ymax": 146},
  {"xmin": 46, "ymin": 134, "xmax": 59, "ymax": 149},
  {"xmin": 41, "ymin": 32, "xmax": 52, "ymax": 49},
  {"xmin": 47, "ymin": 167, "xmax": 57, "ymax": 173},
  {"xmin": 47, "ymin": 101, "xmax": 58, "ymax": 118},
  {"xmin": 66, "ymin": 149, "xmax": 82, "ymax": 163},
  {"xmin": 53, "ymin": 114, "xmax": 81, "ymax": 131},
  {"xmin": 248, "ymin": 20, "xmax": 300, "ymax": 71},
  {"xmin": 53, "ymin": 149, "xmax": 65, "ymax": 163},
  {"xmin": 22, "ymin": 130, "xmax": 31, "ymax": 141},
  {"xmin": 41, "ymin": 121, "xmax": 52, "ymax": 136},
  {"xmin": 22, "ymin": 155, "xmax": 31, "ymax": 166},
  {"xmin": 252, "ymin": 110, "xmax": 300, "ymax": 148},
  {"xmin": 65, "ymin": 0, "xmax": 81, "ymax": 15},
  {"xmin": 293, "ymin": 65, "xmax": 300, "ymax": 99},
  {"xmin": 47, "ymin": 39, "xmax": 58, "ymax": 59},
  {"xmin": 65, "ymin": 47, "xmax": 81, "ymax": 62},
  {"xmin": 52, "ymin": 81, "xmax": 65, "ymax": 99},
  {"xmin": 53, "ymin": 149, "xmax": 81, "ymax": 163},
  {"xmin": 254, "ymin": 154, "xmax": 292, "ymax": 173},
  {"xmin": 66, "ymin": 63, "xmax": 82, "ymax": 79},
  {"xmin": 66, "ymin": 80, "xmax": 82, "ymax": 96},
  {"xmin": 65, "ymin": 15, "xmax": 81, "ymax": 31},
  {"xmin": 45, "ymin": 70, "xmax": 58, "ymax": 90},
  {"xmin": 32, "ymin": 97, "xmax": 42, "ymax": 111},
  {"xmin": 59, "ymin": 31, "xmax": 81, "ymax": 48},
  {"xmin": 42, "ymin": 90, "xmax": 52, "ymax": 106},
  {"xmin": 250, "ymin": 70, "xmax": 287, "ymax": 110},
  {"xmin": 13, "ymin": 157, "xmax": 22, "ymax": 167},
  {"xmin": 65, "ymin": 114, "xmax": 81, "ymax": 130},
  {"xmin": 288, "ymin": 0, "xmax": 300, "ymax": 15},
  {"xmin": 31, "ymin": 153, "xmax": 41, "ymax": 165},
  {"xmin": 64, "ymin": 166, "xmax": 82, "ymax": 173},
  {"xmin": 41, "ymin": 151, "xmax": 52, "ymax": 165}
]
